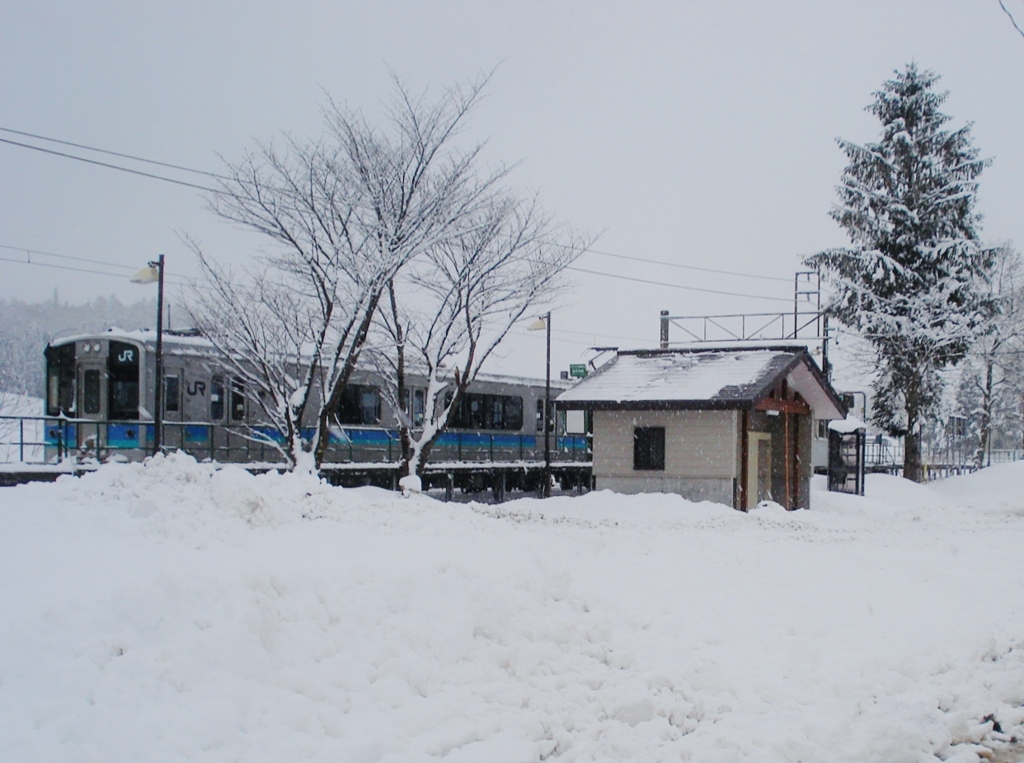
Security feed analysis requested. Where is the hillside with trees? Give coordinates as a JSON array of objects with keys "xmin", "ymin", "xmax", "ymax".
[{"xmin": 0, "ymin": 295, "xmax": 157, "ymax": 399}]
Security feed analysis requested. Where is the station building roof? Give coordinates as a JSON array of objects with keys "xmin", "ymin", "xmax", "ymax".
[{"xmin": 556, "ymin": 345, "xmax": 846, "ymax": 419}]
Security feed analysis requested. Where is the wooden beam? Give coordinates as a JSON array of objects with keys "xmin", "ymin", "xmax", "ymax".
[{"xmin": 755, "ymin": 398, "xmax": 810, "ymax": 415}]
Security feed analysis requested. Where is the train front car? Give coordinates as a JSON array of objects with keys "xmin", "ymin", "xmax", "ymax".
[{"xmin": 44, "ymin": 334, "xmax": 148, "ymax": 461}]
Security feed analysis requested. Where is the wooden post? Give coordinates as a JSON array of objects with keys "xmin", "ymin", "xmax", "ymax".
[
  {"xmin": 739, "ymin": 410, "xmax": 749, "ymax": 510},
  {"xmin": 784, "ymin": 411, "xmax": 792, "ymax": 509}
]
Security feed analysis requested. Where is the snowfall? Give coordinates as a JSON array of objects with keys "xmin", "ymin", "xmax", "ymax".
[{"xmin": 1, "ymin": 456, "xmax": 1023, "ymax": 763}]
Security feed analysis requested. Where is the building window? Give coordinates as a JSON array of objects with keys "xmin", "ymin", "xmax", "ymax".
[
  {"xmin": 633, "ymin": 426, "xmax": 665, "ymax": 471},
  {"xmin": 816, "ymin": 419, "xmax": 828, "ymax": 439}
]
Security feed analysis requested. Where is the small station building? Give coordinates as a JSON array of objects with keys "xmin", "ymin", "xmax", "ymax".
[{"xmin": 557, "ymin": 345, "xmax": 846, "ymax": 510}]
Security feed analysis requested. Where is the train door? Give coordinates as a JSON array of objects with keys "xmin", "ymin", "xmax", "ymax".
[
  {"xmin": 161, "ymin": 365, "xmax": 185, "ymax": 450},
  {"xmin": 182, "ymin": 373, "xmax": 210, "ymax": 459},
  {"xmin": 77, "ymin": 356, "xmax": 106, "ymax": 454},
  {"xmin": 106, "ymin": 340, "xmax": 142, "ymax": 455}
]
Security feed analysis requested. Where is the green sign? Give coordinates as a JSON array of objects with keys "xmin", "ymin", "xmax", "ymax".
[{"xmin": 569, "ymin": 364, "xmax": 588, "ymax": 378}]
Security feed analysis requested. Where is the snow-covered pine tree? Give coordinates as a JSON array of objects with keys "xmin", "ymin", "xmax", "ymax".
[{"xmin": 806, "ymin": 64, "xmax": 997, "ymax": 482}]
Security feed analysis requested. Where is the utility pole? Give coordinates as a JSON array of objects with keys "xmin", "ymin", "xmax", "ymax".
[{"xmin": 132, "ymin": 254, "xmax": 165, "ymax": 455}]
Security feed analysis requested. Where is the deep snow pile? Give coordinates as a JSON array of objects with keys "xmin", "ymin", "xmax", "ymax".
[{"xmin": 1, "ymin": 455, "xmax": 1023, "ymax": 762}]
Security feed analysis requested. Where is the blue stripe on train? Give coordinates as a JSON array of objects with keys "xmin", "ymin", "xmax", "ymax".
[
  {"xmin": 434, "ymin": 432, "xmax": 539, "ymax": 448},
  {"xmin": 251, "ymin": 426, "xmax": 286, "ymax": 445},
  {"xmin": 339, "ymin": 428, "xmax": 395, "ymax": 446},
  {"xmin": 185, "ymin": 425, "xmax": 211, "ymax": 444},
  {"xmin": 44, "ymin": 421, "xmax": 76, "ymax": 446},
  {"xmin": 107, "ymin": 423, "xmax": 141, "ymax": 449}
]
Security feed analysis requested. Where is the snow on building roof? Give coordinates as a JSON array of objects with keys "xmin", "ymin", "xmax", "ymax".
[
  {"xmin": 557, "ymin": 346, "xmax": 845, "ymax": 417},
  {"xmin": 829, "ymin": 416, "xmax": 867, "ymax": 434}
]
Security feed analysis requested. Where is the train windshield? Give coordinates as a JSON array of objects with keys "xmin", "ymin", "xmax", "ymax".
[
  {"xmin": 108, "ymin": 341, "xmax": 140, "ymax": 420},
  {"xmin": 44, "ymin": 343, "xmax": 76, "ymax": 416}
]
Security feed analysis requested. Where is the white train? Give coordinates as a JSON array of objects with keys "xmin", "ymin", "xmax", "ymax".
[{"xmin": 43, "ymin": 328, "xmax": 590, "ymax": 490}]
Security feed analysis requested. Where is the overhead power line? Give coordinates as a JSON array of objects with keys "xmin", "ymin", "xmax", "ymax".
[
  {"xmin": 567, "ymin": 266, "xmax": 793, "ymax": 303},
  {"xmin": 522, "ymin": 324, "xmax": 649, "ymax": 346},
  {"xmin": 0, "ymin": 137, "xmax": 221, "ymax": 194},
  {"xmin": 0, "ymin": 243, "xmax": 136, "ymax": 272},
  {"xmin": 0, "ymin": 126, "xmax": 228, "ymax": 180},
  {"xmin": 0, "ymin": 255, "xmax": 186, "ymax": 285},
  {"xmin": 0, "ymin": 245, "xmax": 189, "ymax": 286},
  {"xmin": 582, "ymin": 248, "xmax": 792, "ymax": 283},
  {"xmin": 1, "ymin": 125, "xmax": 802, "ymax": 293}
]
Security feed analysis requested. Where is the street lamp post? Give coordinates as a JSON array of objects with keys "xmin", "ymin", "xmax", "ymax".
[
  {"xmin": 528, "ymin": 311, "xmax": 552, "ymax": 498},
  {"xmin": 131, "ymin": 254, "xmax": 165, "ymax": 456}
]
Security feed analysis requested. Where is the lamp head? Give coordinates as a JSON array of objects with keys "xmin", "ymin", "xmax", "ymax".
[{"xmin": 130, "ymin": 264, "xmax": 160, "ymax": 284}]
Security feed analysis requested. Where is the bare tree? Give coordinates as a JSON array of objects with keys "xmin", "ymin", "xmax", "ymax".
[
  {"xmin": 370, "ymin": 193, "xmax": 587, "ymax": 487},
  {"xmin": 185, "ymin": 246, "xmax": 324, "ymax": 470},
  {"xmin": 999, "ymin": 0, "xmax": 1024, "ymax": 40},
  {"xmin": 188, "ymin": 74, "xmax": 503, "ymax": 472}
]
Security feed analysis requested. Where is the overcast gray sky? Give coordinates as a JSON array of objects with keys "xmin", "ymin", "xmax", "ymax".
[{"xmin": 2, "ymin": 1, "xmax": 1023, "ymax": 378}]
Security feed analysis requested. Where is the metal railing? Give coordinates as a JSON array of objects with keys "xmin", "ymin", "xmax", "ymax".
[{"xmin": 0, "ymin": 414, "xmax": 592, "ymax": 468}]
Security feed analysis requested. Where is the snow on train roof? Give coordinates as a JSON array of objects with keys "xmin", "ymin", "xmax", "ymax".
[
  {"xmin": 54, "ymin": 327, "xmax": 216, "ymax": 350},
  {"xmin": 556, "ymin": 346, "xmax": 829, "ymax": 409}
]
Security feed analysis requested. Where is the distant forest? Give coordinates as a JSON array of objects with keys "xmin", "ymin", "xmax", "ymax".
[{"xmin": 0, "ymin": 295, "xmax": 158, "ymax": 398}]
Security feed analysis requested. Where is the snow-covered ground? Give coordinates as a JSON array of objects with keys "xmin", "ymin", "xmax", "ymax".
[{"xmin": 1, "ymin": 456, "xmax": 1023, "ymax": 762}]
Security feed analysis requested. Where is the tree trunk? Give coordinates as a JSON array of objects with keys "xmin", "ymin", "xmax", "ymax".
[
  {"xmin": 903, "ymin": 428, "xmax": 923, "ymax": 482},
  {"xmin": 398, "ymin": 428, "xmax": 414, "ymax": 479},
  {"xmin": 974, "ymin": 361, "xmax": 994, "ymax": 470},
  {"xmin": 903, "ymin": 385, "xmax": 924, "ymax": 482}
]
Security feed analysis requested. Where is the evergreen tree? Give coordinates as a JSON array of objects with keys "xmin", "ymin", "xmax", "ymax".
[{"xmin": 807, "ymin": 64, "xmax": 997, "ymax": 482}]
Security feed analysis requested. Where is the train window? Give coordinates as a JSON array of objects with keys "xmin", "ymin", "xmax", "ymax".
[
  {"xmin": 231, "ymin": 377, "xmax": 245, "ymax": 421},
  {"xmin": 335, "ymin": 384, "xmax": 381, "ymax": 425},
  {"xmin": 504, "ymin": 396, "xmax": 523, "ymax": 430},
  {"xmin": 536, "ymin": 399, "xmax": 544, "ymax": 432},
  {"xmin": 45, "ymin": 343, "xmax": 76, "ymax": 416},
  {"xmin": 164, "ymin": 375, "xmax": 180, "ymax": 413},
  {"xmin": 83, "ymin": 369, "xmax": 101, "ymax": 414},
  {"xmin": 401, "ymin": 388, "xmax": 426, "ymax": 427},
  {"xmin": 361, "ymin": 389, "xmax": 380, "ymax": 424},
  {"xmin": 415, "ymin": 389, "xmax": 425, "ymax": 426},
  {"xmin": 490, "ymin": 398, "xmax": 504, "ymax": 429},
  {"xmin": 451, "ymin": 393, "xmax": 525, "ymax": 431},
  {"xmin": 468, "ymin": 396, "xmax": 485, "ymax": 429},
  {"xmin": 109, "ymin": 379, "xmax": 139, "ymax": 420},
  {"xmin": 211, "ymin": 376, "xmax": 225, "ymax": 420},
  {"xmin": 108, "ymin": 341, "xmax": 140, "ymax": 420}
]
